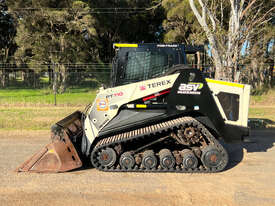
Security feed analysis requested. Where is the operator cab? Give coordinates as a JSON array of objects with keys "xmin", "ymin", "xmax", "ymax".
[{"xmin": 111, "ymin": 43, "xmax": 204, "ymax": 87}]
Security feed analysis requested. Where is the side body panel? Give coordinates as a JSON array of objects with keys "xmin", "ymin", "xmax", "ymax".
[{"xmin": 84, "ymin": 73, "xmax": 179, "ymax": 145}]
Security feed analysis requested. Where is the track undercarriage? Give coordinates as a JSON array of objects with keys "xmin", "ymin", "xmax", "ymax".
[{"xmin": 91, "ymin": 117, "xmax": 228, "ymax": 173}]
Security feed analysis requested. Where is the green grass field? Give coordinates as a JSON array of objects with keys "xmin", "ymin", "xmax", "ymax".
[
  {"xmin": 0, "ymin": 87, "xmax": 274, "ymax": 131},
  {"xmin": 250, "ymin": 88, "xmax": 275, "ymax": 106},
  {"xmin": 0, "ymin": 87, "xmax": 97, "ymax": 106},
  {"xmin": 249, "ymin": 89, "xmax": 275, "ymax": 127}
]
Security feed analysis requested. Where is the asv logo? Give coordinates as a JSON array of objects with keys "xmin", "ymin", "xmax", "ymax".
[{"xmin": 177, "ymin": 83, "xmax": 203, "ymax": 95}]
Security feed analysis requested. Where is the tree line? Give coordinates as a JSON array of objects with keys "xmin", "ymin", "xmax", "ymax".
[{"xmin": 0, "ymin": 0, "xmax": 274, "ymax": 93}]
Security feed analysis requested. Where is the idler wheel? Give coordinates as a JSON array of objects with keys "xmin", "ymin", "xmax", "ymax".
[
  {"xmin": 119, "ymin": 152, "xmax": 135, "ymax": 169},
  {"xmin": 142, "ymin": 150, "xmax": 157, "ymax": 169},
  {"xmin": 184, "ymin": 127, "xmax": 196, "ymax": 139},
  {"xmin": 201, "ymin": 146, "xmax": 222, "ymax": 168},
  {"xmin": 159, "ymin": 149, "xmax": 175, "ymax": 169},
  {"xmin": 98, "ymin": 147, "xmax": 117, "ymax": 167},
  {"xmin": 181, "ymin": 149, "xmax": 198, "ymax": 169}
]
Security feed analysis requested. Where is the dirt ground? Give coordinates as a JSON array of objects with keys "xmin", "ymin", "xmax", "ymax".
[{"xmin": 0, "ymin": 129, "xmax": 275, "ymax": 206}]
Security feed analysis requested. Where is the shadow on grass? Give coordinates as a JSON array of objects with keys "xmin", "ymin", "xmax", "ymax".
[{"xmin": 248, "ymin": 118, "xmax": 275, "ymax": 129}]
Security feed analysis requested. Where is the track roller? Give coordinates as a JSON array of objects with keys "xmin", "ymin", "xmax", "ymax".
[
  {"xmin": 201, "ymin": 146, "xmax": 222, "ymax": 169},
  {"xmin": 181, "ymin": 149, "xmax": 198, "ymax": 169},
  {"xmin": 97, "ymin": 147, "xmax": 117, "ymax": 168},
  {"xmin": 142, "ymin": 150, "xmax": 157, "ymax": 169},
  {"xmin": 159, "ymin": 149, "xmax": 175, "ymax": 169},
  {"xmin": 119, "ymin": 152, "xmax": 135, "ymax": 169}
]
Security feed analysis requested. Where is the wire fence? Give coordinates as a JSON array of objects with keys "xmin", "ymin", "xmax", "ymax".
[
  {"xmin": 0, "ymin": 65, "xmax": 112, "ymax": 106},
  {"xmin": 0, "ymin": 63, "xmax": 274, "ymax": 106}
]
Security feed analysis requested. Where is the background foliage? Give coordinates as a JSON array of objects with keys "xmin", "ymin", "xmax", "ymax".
[{"xmin": 0, "ymin": 0, "xmax": 274, "ymax": 93}]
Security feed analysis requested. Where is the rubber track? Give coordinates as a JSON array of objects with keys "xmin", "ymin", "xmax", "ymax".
[{"xmin": 91, "ymin": 116, "xmax": 228, "ymax": 173}]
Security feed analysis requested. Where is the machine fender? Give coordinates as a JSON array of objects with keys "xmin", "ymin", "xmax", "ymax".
[{"xmin": 167, "ymin": 69, "xmax": 230, "ymax": 141}]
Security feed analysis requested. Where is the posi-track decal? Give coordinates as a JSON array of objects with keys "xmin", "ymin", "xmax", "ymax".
[
  {"xmin": 96, "ymin": 98, "xmax": 109, "ymax": 111},
  {"xmin": 106, "ymin": 91, "xmax": 124, "ymax": 99},
  {"xmin": 177, "ymin": 83, "xmax": 203, "ymax": 95}
]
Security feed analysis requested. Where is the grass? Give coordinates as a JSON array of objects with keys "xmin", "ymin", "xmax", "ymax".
[
  {"xmin": 0, "ymin": 87, "xmax": 274, "ymax": 131},
  {"xmin": 248, "ymin": 88, "xmax": 275, "ymax": 126},
  {"xmin": 0, "ymin": 87, "xmax": 97, "ymax": 130},
  {"xmin": 0, "ymin": 87, "xmax": 97, "ymax": 106},
  {"xmin": 0, "ymin": 106, "xmax": 82, "ymax": 130},
  {"xmin": 249, "ymin": 107, "xmax": 275, "ymax": 122},
  {"xmin": 250, "ymin": 88, "xmax": 275, "ymax": 106}
]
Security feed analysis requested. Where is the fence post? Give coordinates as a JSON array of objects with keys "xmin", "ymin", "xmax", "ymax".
[{"xmin": 52, "ymin": 64, "xmax": 57, "ymax": 106}]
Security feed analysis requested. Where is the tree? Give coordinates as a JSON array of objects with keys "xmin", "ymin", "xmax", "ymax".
[
  {"xmin": 11, "ymin": 0, "xmax": 100, "ymax": 92},
  {"xmin": 87, "ymin": 0, "xmax": 165, "ymax": 62},
  {"xmin": 7, "ymin": 0, "xmax": 165, "ymax": 90},
  {"xmin": 0, "ymin": 0, "xmax": 16, "ymax": 87},
  {"xmin": 244, "ymin": 21, "xmax": 274, "ymax": 90},
  {"xmin": 188, "ymin": 0, "xmax": 274, "ymax": 81},
  {"xmin": 162, "ymin": 0, "xmax": 205, "ymax": 44}
]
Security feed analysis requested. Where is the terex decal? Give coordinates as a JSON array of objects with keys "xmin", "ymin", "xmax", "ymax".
[
  {"xmin": 139, "ymin": 85, "xmax": 146, "ymax": 91},
  {"xmin": 96, "ymin": 98, "xmax": 109, "ymax": 111},
  {"xmin": 177, "ymin": 83, "xmax": 203, "ymax": 95},
  {"xmin": 140, "ymin": 80, "xmax": 171, "ymax": 91}
]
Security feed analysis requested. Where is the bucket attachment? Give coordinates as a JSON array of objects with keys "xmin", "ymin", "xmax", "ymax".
[
  {"xmin": 15, "ymin": 131, "xmax": 82, "ymax": 172},
  {"xmin": 16, "ymin": 111, "xmax": 84, "ymax": 173}
]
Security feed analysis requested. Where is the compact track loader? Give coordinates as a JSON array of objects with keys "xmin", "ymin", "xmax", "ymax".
[{"xmin": 16, "ymin": 44, "xmax": 250, "ymax": 173}]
